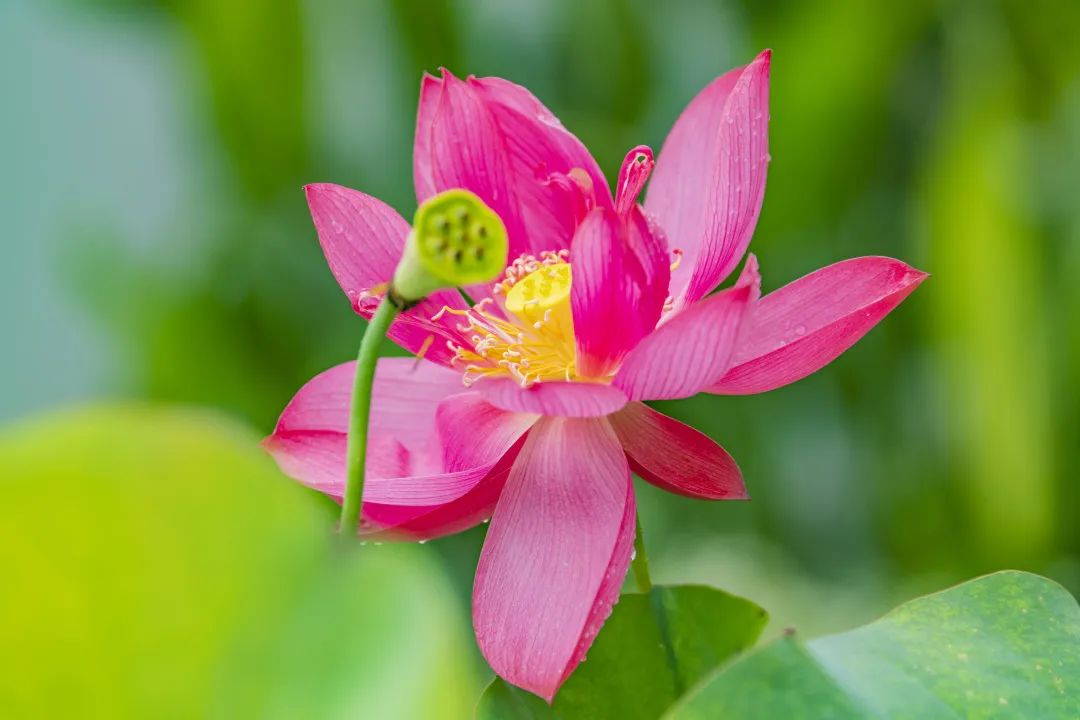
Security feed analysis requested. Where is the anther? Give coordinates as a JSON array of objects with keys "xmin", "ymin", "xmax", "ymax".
[{"xmin": 670, "ymin": 248, "xmax": 684, "ymax": 272}]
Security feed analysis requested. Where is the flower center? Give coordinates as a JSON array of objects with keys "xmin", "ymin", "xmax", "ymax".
[
  {"xmin": 504, "ymin": 262, "xmax": 571, "ymax": 317},
  {"xmin": 435, "ymin": 251, "xmax": 580, "ymax": 388}
]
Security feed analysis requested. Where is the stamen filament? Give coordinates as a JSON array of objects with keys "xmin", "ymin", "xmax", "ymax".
[{"xmin": 432, "ymin": 251, "xmax": 584, "ymax": 388}]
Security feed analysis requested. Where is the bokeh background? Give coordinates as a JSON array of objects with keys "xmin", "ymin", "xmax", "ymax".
[{"xmin": 3, "ymin": 0, "xmax": 1079, "ymax": 716}]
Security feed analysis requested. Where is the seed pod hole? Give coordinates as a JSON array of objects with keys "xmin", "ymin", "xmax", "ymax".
[{"xmin": 408, "ymin": 188, "xmax": 509, "ymax": 289}]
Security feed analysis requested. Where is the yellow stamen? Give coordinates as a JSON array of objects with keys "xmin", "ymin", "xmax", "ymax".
[
  {"xmin": 435, "ymin": 251, "xmax": 584, "ymax": 388},
  {"xmin": 669, "ymin": 248, "xmax": 683, "ymax": 272},
  {"xmin": 412, "ymin": 335, "xmax": 435, "ymax": 370}
]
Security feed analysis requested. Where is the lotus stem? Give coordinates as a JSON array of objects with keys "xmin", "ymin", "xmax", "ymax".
[
  {"xmin": 632, "ymin": 514, "xmax": 653, "ymax": 592},
  {"xmin": 339, "ymin": 295, "xmax": 400, "ymax": 538}
]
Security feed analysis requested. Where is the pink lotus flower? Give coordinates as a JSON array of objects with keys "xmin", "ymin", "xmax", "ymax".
[{"xmin": 266, "ymin": 50, "xmax": 926, "ymax": 700}]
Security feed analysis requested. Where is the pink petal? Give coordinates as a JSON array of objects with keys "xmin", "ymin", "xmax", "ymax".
[
  {"xmin": 614, "ymin": 145, "xmax": 654, "ymax": 215},
  {"xmin": 739, "ymin": 252, "xmax": 764, "ymax": 302},
  {"xmin": 613, "ymin": 256, "xmax": 759, "ymax": 401},
  {"xmin": 709, "ymin": 256, "xmax": 928, "ymax": 395},
  {"xmin": 265, "ymin": 360, "xmax": 535, "ymax": 513},
  {"xmin": 472, "ymin": 75, "xmax": 612, "ymax": 218},
  {"xmin": 266, "ymin": 433, "xmax": 498, "ymax": 510},
  {"xmin": 364, "ymin": 437, "xmax": 524, "ymax": 541},
  {"xmin": 366, "ymin": 467, "xmax": 501, "ymax": 506},
  {"xmin": 412, "ymin": 73, "xmax": 443, "ymax": 201},
  {"xmin": 367, "ymin": 392, "xmax": 535, "ymax": 508},
  {"xmin": 609, "ymin": 402, "xmax": 746, "ymax": 500},
  {"xmin": 417, "ymin": 72, "xmax": 523, "ymax": 252},
  {"xmin": 570, "ymin": 207, "xmax": 670, "ymax": 377},
  {"xmin": 414, "ymin": 71, "xmax": 610, "ymax": 261},
  {"xmin": 475, "ymin": 378, "xmax": 628, "ymax": 418},
  {"xmin": 305, "ymin": 183, "xmax": 469, "ymax": 366},
  {"xmin": 360, "ymin": 398, "xmax": 538, "ymax": 539},
  {"xmin": 265, "ymin": 433, "xmax": 407, "ymax": 496},
  {"xmin": 265, "ymin": 360, "xmax": 423, "ymax": 487},
  {"xmin": 473, "ymin": 417, "xmax": 635, "ymax": 701},
  {"xmin": 268, "ymin": 358, "xmax": 463, "ymax": 472},
  {"xmin": 646, "ymin": 50, "xmax": 771, "ymax": 310},
  {"xmin": 470, "ymin": 76, "xmax": 610, "ymax": 205},
  {"xmin": 437, "ymin": 391, "xmax": 540, "ymax": 471}
]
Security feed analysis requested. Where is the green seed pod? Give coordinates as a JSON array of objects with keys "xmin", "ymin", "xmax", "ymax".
[{"xmin": 391, "ymin": 189, "xmax": 509, "ymax": 303}]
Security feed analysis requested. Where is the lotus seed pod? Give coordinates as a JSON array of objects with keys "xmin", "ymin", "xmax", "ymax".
[{"xmin": 392, "ymin": 189, "xmax": 509, "ymax": 303}]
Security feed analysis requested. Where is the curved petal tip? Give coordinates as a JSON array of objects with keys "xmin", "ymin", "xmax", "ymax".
[{"xmin": 711, "ymin": 256, "xmax": 928, "ymax": 395}]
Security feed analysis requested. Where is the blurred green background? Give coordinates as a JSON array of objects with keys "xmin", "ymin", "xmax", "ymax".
[{"xmin": 3, "ymin": 0, "xmax": 1079, "ymax": 715}]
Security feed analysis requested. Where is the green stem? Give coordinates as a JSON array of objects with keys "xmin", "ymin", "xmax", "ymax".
[
  {"xmin": 635, "ymin": 515, "xmax": 678, "ymax": 684},
  {"xmin": 631, "ymin": 513, "xmax": 653, "ymax": 593},
  {"xmin": 339, "ymin": 297, "xmax": 400, "ymax": 538}
]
